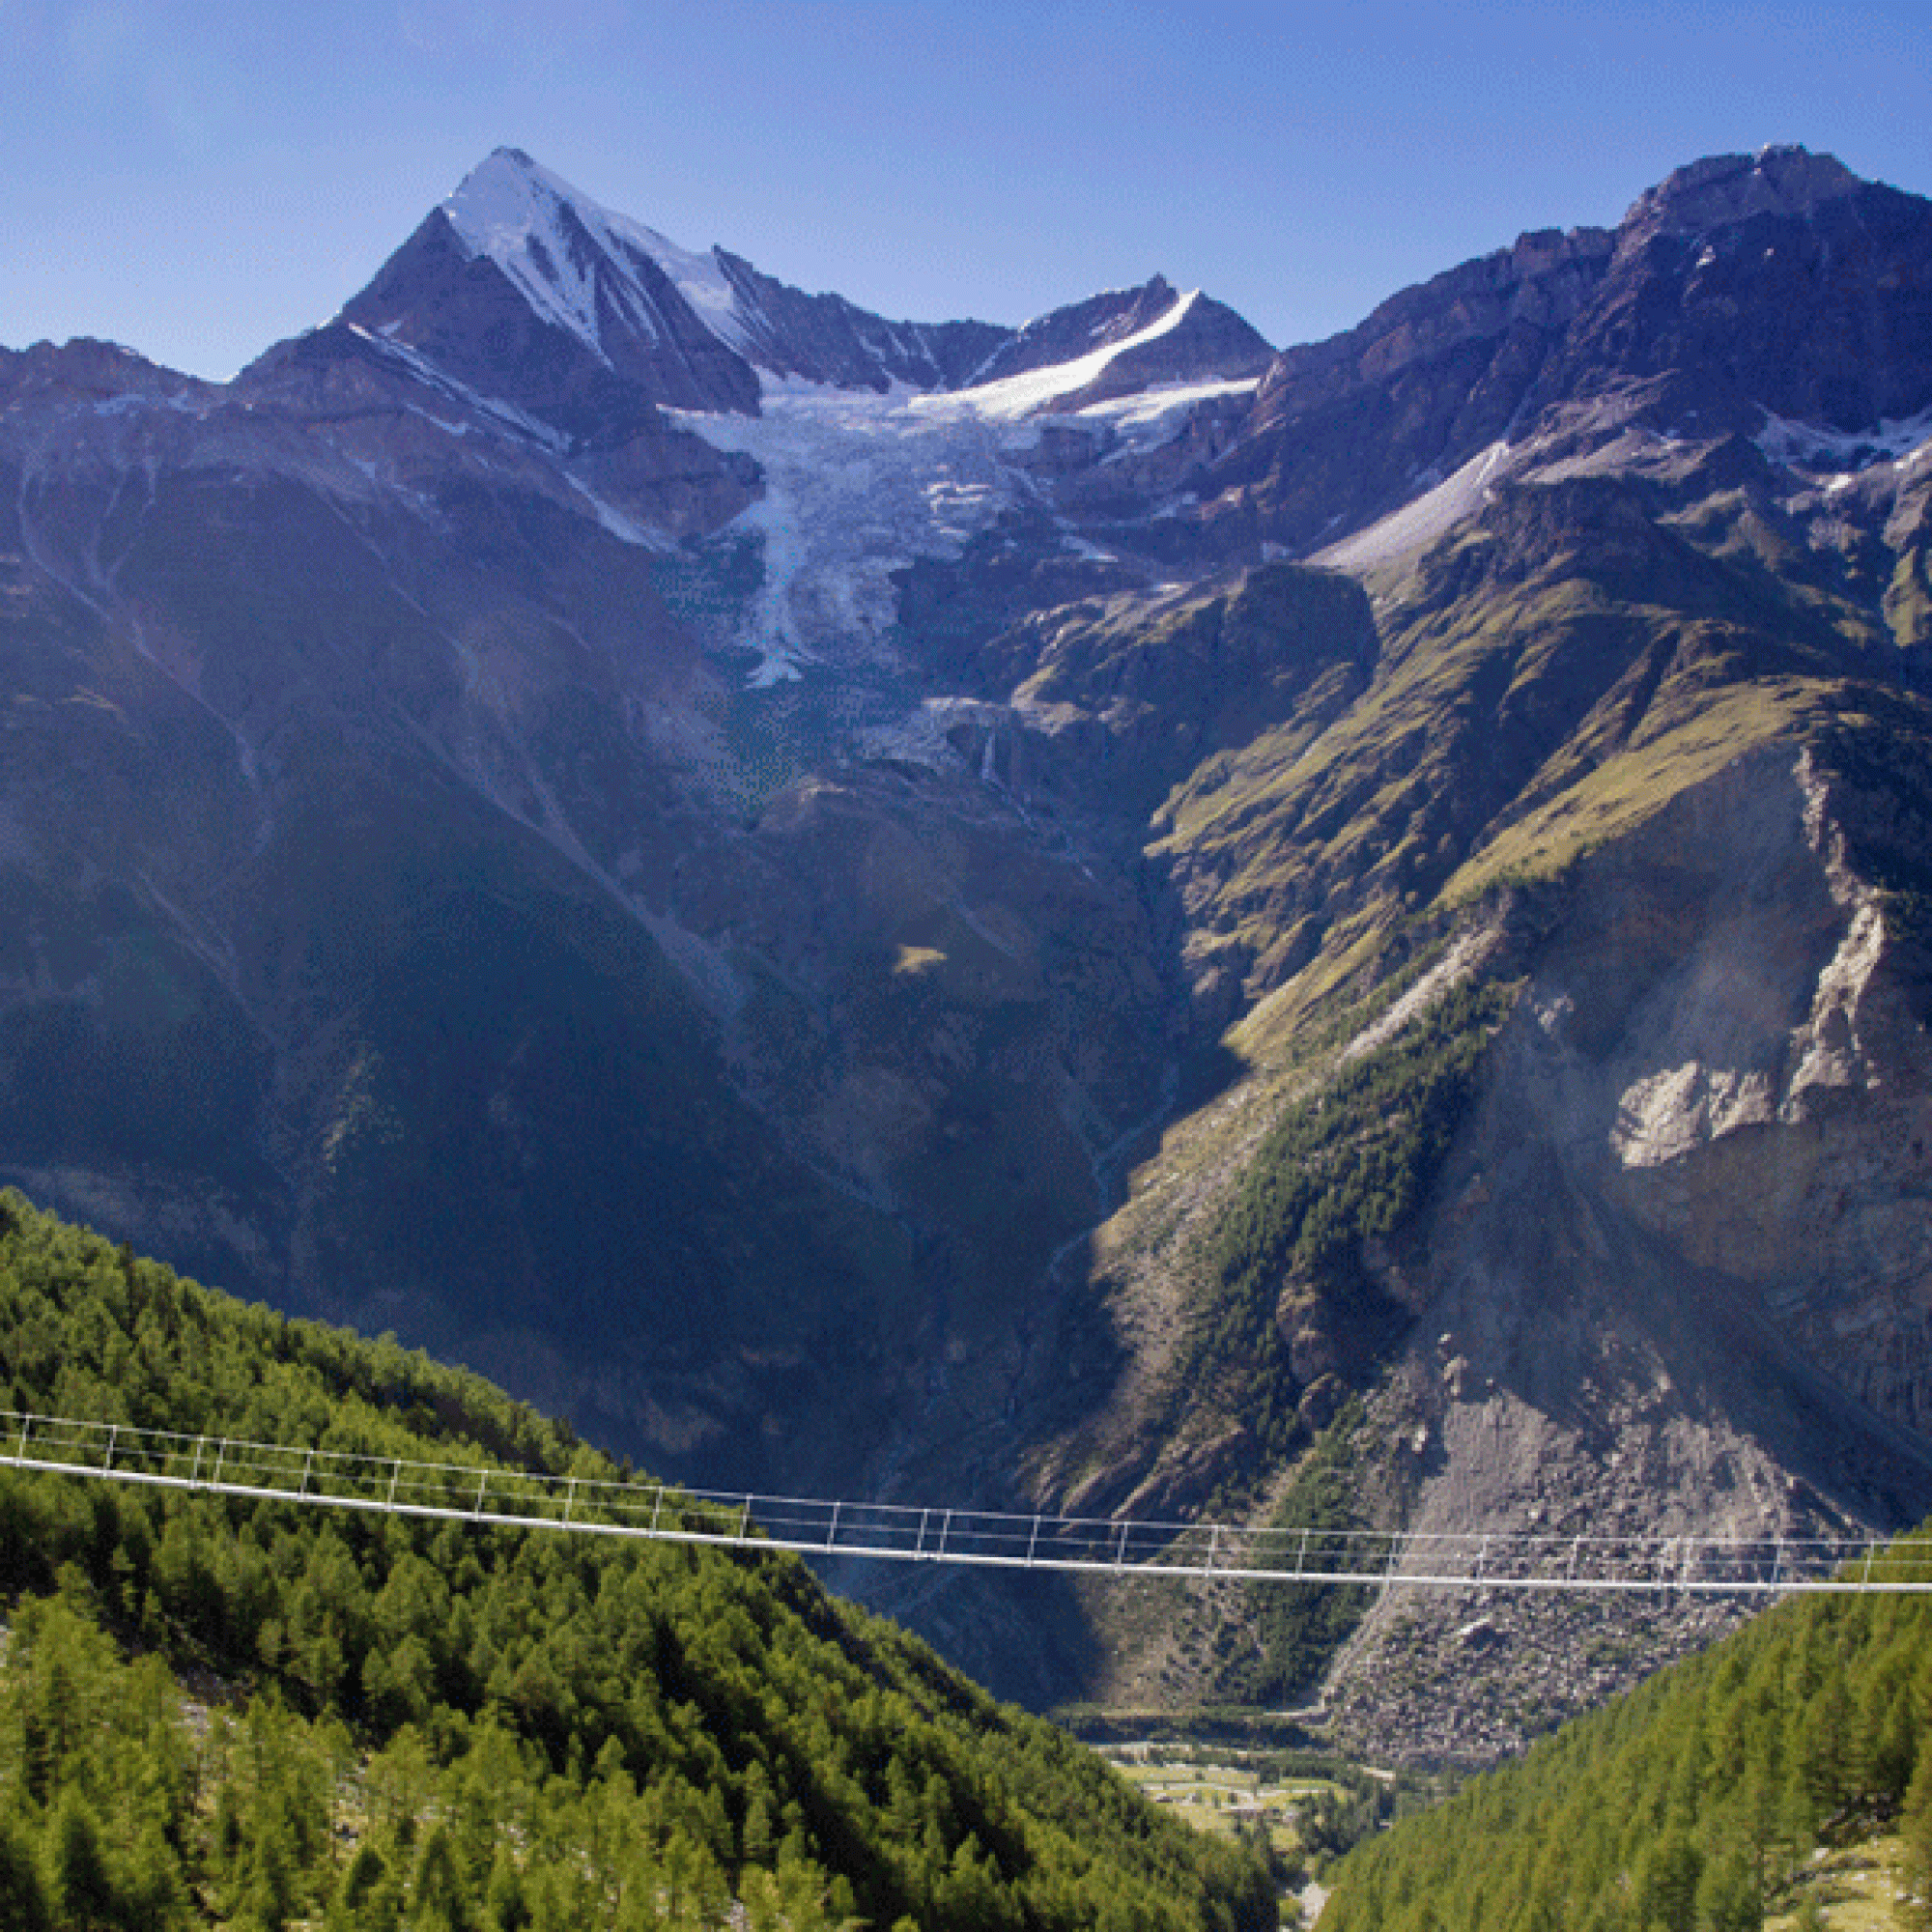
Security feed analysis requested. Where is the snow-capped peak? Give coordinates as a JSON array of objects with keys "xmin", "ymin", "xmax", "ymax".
[
  {"xmin": 956, "ymin": 287, "xmax": 1203, "ymax": 418},
  {"xmin": 443, "ymin": 148, "xmax": 753, "ymax": 363}
]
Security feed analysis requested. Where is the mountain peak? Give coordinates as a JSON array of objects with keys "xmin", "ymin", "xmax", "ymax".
[
  {"xmin": 326, "ymin": 147, "xmax": 761, "ymax": 431},
  {"xmin": 1622, "ymin": 144, "xmax": 1861, "ymax": 239},
  {"xmin": 443, "ymin": 145, "xmax": 554, "ymax": 238},
  {"xmin": 354, "ymin": 152, "xmax": 1280, "ymax": 414},
  {"xmin": 441, "ymin": 149, "xmax": 749, "ymax": 363},
  {"xmin": 965, "ymin": 274, "xmax": 1270, "ymax": 397}
]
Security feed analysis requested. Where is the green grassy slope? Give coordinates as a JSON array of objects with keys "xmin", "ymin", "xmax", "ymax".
[
  {"xmin": 1155, "ymin": 474, "xmax": 1865, "ymax": 1008},
  {"xmin": 0, "ymin": 1190, "xmax": 1276, "ymax": 1932}
]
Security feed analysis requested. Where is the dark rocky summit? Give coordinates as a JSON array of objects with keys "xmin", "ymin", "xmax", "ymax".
[{"xmin": 1196, "ymin": 144, "xmax": 1932, "ymax": 555}]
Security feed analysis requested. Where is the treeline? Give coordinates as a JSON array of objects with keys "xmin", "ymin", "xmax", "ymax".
[
  {"xmin": 1159, "ymin": 976, "xmax": 1515, "ymax": 1704},
  {"xmin": 1208, "ymin": 1403, "xmax": 1373, "ymax": 1706},
  {"xmin": 0, "ymin": 1190, "xmax": 1276, "ymax": 1930},
  {"xmin": 1191, "ymin": 973, "xmax": 1517, "ymax": 1466},
  {"xmin": 1322, "ymin": 1552, "xmax": 1932, "ymax": 1932}
]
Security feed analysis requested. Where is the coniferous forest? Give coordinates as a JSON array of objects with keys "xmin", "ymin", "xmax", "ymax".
[
  {"xmin": 1322, "ymin": 1536, "xmax": 1932, "ymax": 1932},
  {"xmin": 0, "ymin": 1190, "xmax": 1277, "ymax": 1931}
]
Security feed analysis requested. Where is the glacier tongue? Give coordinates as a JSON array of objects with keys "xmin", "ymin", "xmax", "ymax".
[
  {"xmin": 675, "ymin": 377, "xmax": 1031, "ymax": 686},
  {"xmin": 681, "ymin": 332, "xmax": 1261, "ymax": 687}
]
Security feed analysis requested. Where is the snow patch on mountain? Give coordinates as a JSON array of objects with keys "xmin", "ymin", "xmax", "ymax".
[
  {"xmin": 1317, "ymin": 439, "xmax": 1514, "ymax": 571},
  {"xmin": 444, "ymin": 148, "xmax": 754, "ymax": 364},
  {"xmin": 952, "ymin": 290, "xmax": 1204, "ymax": 419},
  {"xmin": 561, "ymin": 475, "xmax": 669, "ymax": 550},
  {"xmin": 1756, "ymin": 404, "xmax": 1932, "ymax": 474},
  {"xmin": 1073, "ymin": 375, "xmax": 1260, "ymax": 457}
]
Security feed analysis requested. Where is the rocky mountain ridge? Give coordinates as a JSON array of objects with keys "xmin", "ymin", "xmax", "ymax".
[
  {"xmin": 330, "ymin": 147, "xmax": 1270, "ymax": 446},
  {"xmin": 5, "ymin": 143, "xmax": 1932, "ymax": 1739}
]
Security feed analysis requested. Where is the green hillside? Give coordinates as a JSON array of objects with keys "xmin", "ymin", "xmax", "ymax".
[
  {"xmin": 0, "ymin": 1190, "xmax": 1275, "ymax": 1931},
  {"xmin": 1321, "ymin": 1546, "xmax": 1932, "ymax": 1932}
]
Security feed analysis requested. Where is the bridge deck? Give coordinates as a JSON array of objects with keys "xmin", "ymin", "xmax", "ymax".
[{"xmin": 5, "ymin": 1409, "xmax": 1927, "ymax": 1592}]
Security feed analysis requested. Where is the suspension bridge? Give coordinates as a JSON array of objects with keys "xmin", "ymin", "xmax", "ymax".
[{"xmin": 3, "ymin": 1408, "xmax": 1927, "ymax": 1594}]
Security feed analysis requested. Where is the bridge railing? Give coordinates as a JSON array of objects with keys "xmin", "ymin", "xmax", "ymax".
[{"xmin": 3, "ymin": 1408, "xmax": 1928, "ymax": 1592}]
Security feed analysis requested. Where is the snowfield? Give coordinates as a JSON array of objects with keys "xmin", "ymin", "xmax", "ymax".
[
  {"xmin": 1315, "ymin": 440, "xmax": 1513, "ymax": 572},
  {"xmin": 1755, "ymin": 404, "xmax": 1932, "ymax": 475}
]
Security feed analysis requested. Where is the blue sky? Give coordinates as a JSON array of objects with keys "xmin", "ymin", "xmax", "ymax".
[{"xmin": 4, "ymin": 0, "xmax": 1927, "ymax": 380}]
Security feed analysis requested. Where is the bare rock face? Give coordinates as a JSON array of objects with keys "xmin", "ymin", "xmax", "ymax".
[
  {"xmin": 1321, "ymin": 745, "xmax": 1932, "ymax": 1762},
  {"xmin": 1207, "ymin": 145, "xmax": 1932, "ymax": 556},
  {"xmin": 1205, "ymin": 226, "xmax": 1617, "ymax": 552},
  {"xmin": 711, "ymin": 250, "xmax": 1008, "ymax": 392},
  {"xmin": 1622, "ymin": 145, "xmax": 1862, "ymax": 239},
  {"xmin": 1525, "ymin": 746, "xmax": 1932, "ymax": 1445},
  {"xmin": 1538, "ymin": 154, "xmax": 1932, "ymax": 431},
  {"xmin": 1254, "ymin": 225, "xmax": 1616, "ymax": 415}
]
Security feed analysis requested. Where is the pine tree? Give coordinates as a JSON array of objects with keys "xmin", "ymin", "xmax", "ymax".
[
  {"xmin": 122, "ymin": 1818, "xmax": 190, "ymax": 1932},
  {"xmin": 43, "ymin": 1789, "xmax": 117, "ymax": 1932},
  {"xmin": 1903, "ymin": 1751, "xmax": 1932, "ymax": 1929},
  {"xmin": 1695, "ymin": 1847, "xmax": 1762, "ymax": 1932},
  {"xmin": 1634, "ymin": 1828, "xmax": 1700, "ymax": 1932},
  {"xmin": 1802, "ymin": 1667, "xmax": 1854, "ymax": 1821},
  {"xmin": 485, "ymin": 1845, "xmax": 530, "ymax": 1931},
  {"xmin": 412, "ymin": 1820, "xmax": 469, "ymax": 1932},
  {"xmin": 0, "ymin": 1820, "xmax": 51, "ymax": 1932}
]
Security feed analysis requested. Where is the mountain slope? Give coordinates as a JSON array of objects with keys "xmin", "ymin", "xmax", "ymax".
[
  {"xmin": 1009, "ymin": 449, "xmax": 1932, "ymax": 1741},
  {"xmin": 1321, "ymin": 1525, "xmax": 1932, "ymax": 1932},
  {"xmin": 0, "ymin": 1189, "xmax": 1277, "ymax": 1931},
  {"xmin": 0, "ymin": 149, "xmax": 1284, "ymax": 1553},
  {"xmin": 5, "ymin": 144, "xmax": 1932, "ymax": 1744}
]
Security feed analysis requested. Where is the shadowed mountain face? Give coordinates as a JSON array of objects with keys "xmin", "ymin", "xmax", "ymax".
[{"xmin": 5, "ymin": 144, "xmax": 1932, "ymax": 1728}]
